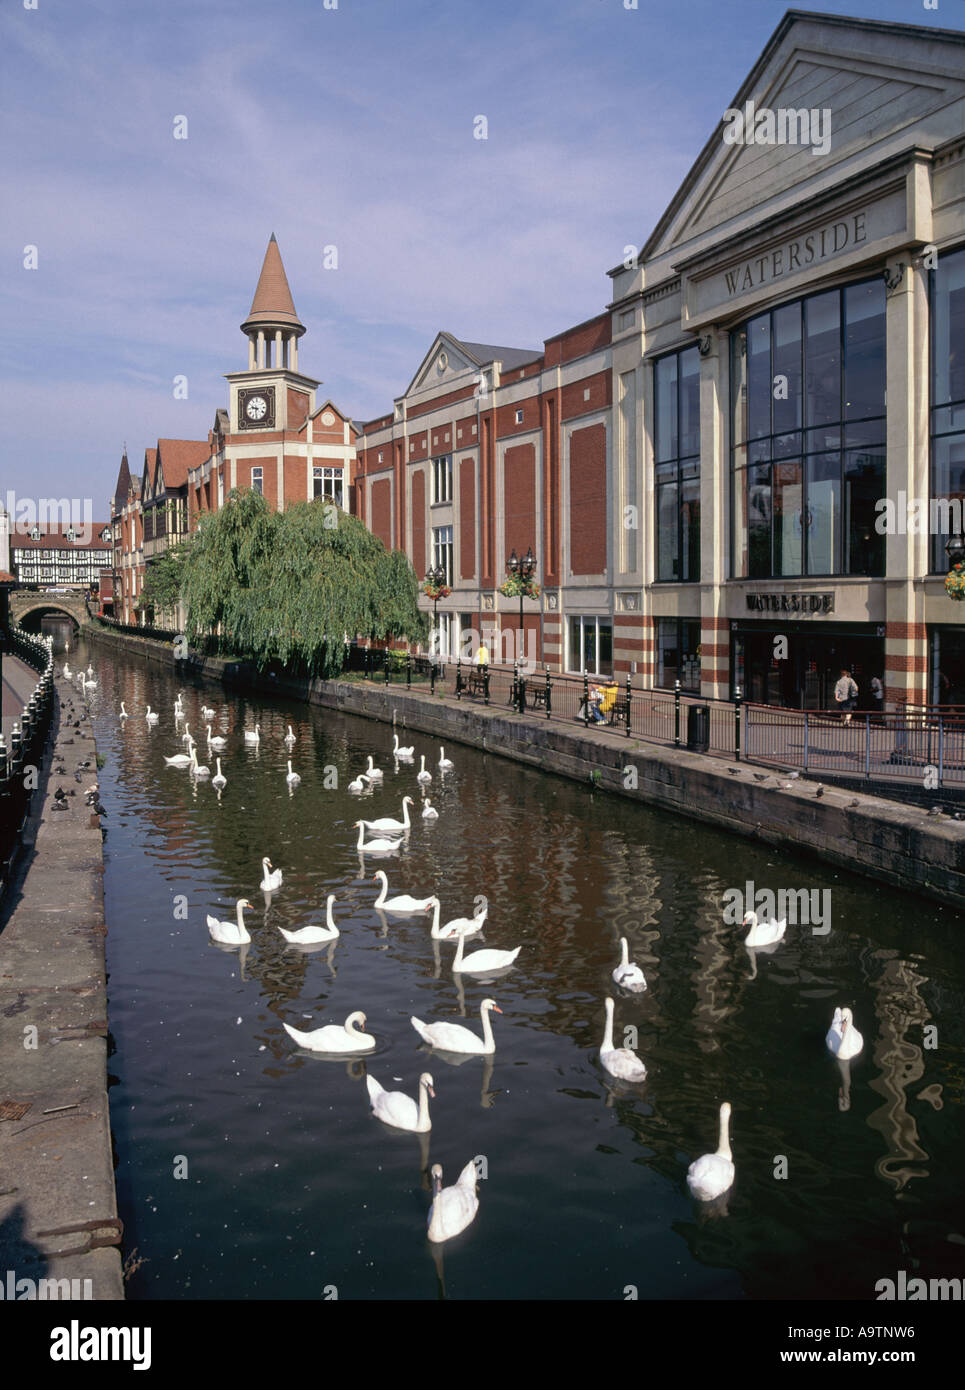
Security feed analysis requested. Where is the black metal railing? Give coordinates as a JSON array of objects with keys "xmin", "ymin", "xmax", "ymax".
[{"xmin": 1, "ymin": 628, "xmax": 56, "ymax": 893}]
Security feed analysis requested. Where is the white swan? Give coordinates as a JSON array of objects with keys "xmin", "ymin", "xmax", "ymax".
[
  {"xmin": 163, "ymin": 744, "xmax": 194, "ymax": 767},
  {"xmin": 284, "ymin": 725, "xmax": 296, "ymax": 746},
  {"xmin": 354, "ymin": 822, "xmax": 400, "ymax": 854},
  {"xmin": 284, "ymin": 1010, "xmax": 373, "ymax": 1052},
  {"xmin": 392, "ymin": 733, "xmax": 414, "ymax": 759},
  {"xmin": 119, "ymin": 702, "xmax": 128, "ymax": 718},
  {"xmin": 260, "ymin": 857, "xmax": 283, "ymax": 891},
  {"xmin": 612, "ymin": 937, "xmax": 647, "ymax": 993},
  {"xmin": 244, "ymin": 724, "xmax": 260, "ymax": 744},
  {"xmin": 425, "ymin": 897, "xmax": 488, "ymax": 941},
  {"xmin": 86, "ymin": 664, "xmax": 94, "ymax": 677},
  {"xmin": 189, "ymin": 745, "xmax": 210, "ymax": 778},
  {"xmin": 371, "ymin": 871, "xmax": 433, "ymax": 913},
  {"xmin": 285, "ymin": 760, "xmax": 301, "ymax": 786},
  {"xmin": 84, "ymin": 677, "xmax": 98, "ymax": 689},
  {"xmin": 451, "ymin": 922, "xmax": 519, "ymax": 973},
  {"xmin": 826, "ymin": 1006, "xmax": 863, "ymax": 1060},
  {"xmin": 145, "ymin": 706, "xmax": 159, "ymax": 723},
  {"xmin": 348, "ymin": 773, "xmax": 371, "ymax": 793},
  {"xmin": 742, "ymin": 910, "xmax": 787, "ymax": 948},
  {"xmin": 600, "ymin": 996, "xmax": 647, "ymax": 1081},
  {"xmin": 277, "ymin": 895, "xmax": 339, "ymax": 944},
  {"xmin": 206, "ymin": 898, "xmax": 252, "ymax": 945},
  {"xmin": 428, "ymin": 1160, "xmax": 479, "ymax": 1243},
  {"xmin": 422, "ymin": 800, "xmax": 439, "ymax": 820},
  {"xmin": 359, "ymin": 797, "xmax": 413, "ymax": 835},
  {"xmin": 206, "ymin": 724, "xmax": 227, "ymax": 750},
  {"xmin": 438, "ymin": 747, "xmax": 454, "ymax": 770},
  {"xmin": 201, "ymin": 704, "xmax": 215, "ymax": 721},
  {"xmin": 63, "ymin": 664, "xmax": 71, "ymax": 679},
  {"xmin": 687, "ymin": 1102, "xmax": 735, "ymax": 1201},
  {"xmin": 411, "ymin": 998, "xmax": 501, "ymax": 1055},
  {"xmin": 211, "ymin": 758, "xmax": 227, "ymax": 790},
  {"xmin": 416, "ymin": 755, "xmax": 432, "ymax": 784},
  {"xmin": 181, "ymin": 723, "xmax": 193, "ymax": 745},
  {"xmin": 364, "ymin": 755, "xmax": 383, "ymax": 782},
  {"xmin": 366, "ymin": 1071, "xmax": 434, "ymax": 1132}
]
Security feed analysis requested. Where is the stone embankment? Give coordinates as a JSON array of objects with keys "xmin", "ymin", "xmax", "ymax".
[
  {"xmin": 0, "ymin": 667, "xmax": 123, "ymax": 1299},
  {"xmin": 87, "ymin": 624, "xmax": 965, "ymax": 910}
]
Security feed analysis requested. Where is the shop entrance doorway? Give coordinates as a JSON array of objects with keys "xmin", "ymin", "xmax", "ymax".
[{"xmin": 732, "ymin": 624, "xmax": 884, "ymax": 710}]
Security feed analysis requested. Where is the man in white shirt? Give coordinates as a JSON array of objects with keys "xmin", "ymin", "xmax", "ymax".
[{"xmin": 834, "ymin": 669, "xmax": 858, "ymax": 724}]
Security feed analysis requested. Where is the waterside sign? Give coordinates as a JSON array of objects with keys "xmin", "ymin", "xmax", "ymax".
[
  {"xmin": 746, "ymin": 592, "xmax": 834, "ymax": 614},
  {"xmin": 689, "ymin": 188, "xmax": 906, "ymax": 320}
]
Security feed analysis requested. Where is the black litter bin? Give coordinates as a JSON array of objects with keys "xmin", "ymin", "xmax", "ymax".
[{"xmin": 687, "ymin": 703, "xmax": 710, "ymax": 752}]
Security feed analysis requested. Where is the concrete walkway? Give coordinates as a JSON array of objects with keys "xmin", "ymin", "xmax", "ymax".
[
  {"xmin": 0, "ymin": 669, "xmax": 123, "ymax": 1299},
  {"xmin": 1, "ymin": 654, "xmax": 40, "ymax": 747}
]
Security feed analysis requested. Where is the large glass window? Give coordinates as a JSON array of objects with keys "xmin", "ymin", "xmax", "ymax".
[
  {"xmin": 567, "ymin": 616, "xmax": 613, "ymax": 676},
  {"xmin": 654, "ymin": 346, "xmax": 700, "ymax": 581},
  {"xmin": 731, "ymin": 279, "xmax": 885, "ymax": 578},
  {"xmin": 655, "ymin": 617, "xmax": 701, "ymax": 692},
  {"xmin": 432, "ymin": 525, "xmax": 453, "ymax": 585},
  {"xmin": 931, "ymin": 246, "xmax": 965, "ymax": 572}
]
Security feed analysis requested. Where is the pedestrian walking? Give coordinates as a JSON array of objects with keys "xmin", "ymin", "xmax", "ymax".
[
  {"xmin": 870, "ymin": 675, "xmax": 884, "ymax": 720},
  {"xmin": 834, "ymin": 668, "xmax": 858, "ymax": 725}
]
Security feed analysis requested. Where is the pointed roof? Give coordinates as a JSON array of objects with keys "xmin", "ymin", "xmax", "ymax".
[
  {"xmin": 155, "ymin": 438, "xmax": 210, "ymax": 491},
  {"xmin": 241, "ymin": 234, "xmax": 305, "ymax": 336},
  {"xmin": 113, "ymin": 450, "xmax": 131, "ymax": 509}
]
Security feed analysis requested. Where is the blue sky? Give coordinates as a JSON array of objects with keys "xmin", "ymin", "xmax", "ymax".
[{"xmin": 1, "ymin": 0, "xmax": 961, "ymax": 515}]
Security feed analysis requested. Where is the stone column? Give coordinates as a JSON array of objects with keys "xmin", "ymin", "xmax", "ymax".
[
  {"xmin": 257, "ymin": 331, "xmax": 265, "ymax": 369},
  {"xmin": 884, "ymin": 262, "xmax": 929, "ymax": 709},
  {"xmin": 698, "ymin": 327, "xmax": 730, "ymax": 700},
  {"xmin": 275, "ymin": 330, "xmax": 283, "ymax": 370}
]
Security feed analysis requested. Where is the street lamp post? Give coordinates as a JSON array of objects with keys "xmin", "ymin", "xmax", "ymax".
[
  {"xmin": 506, "ymin": 546, "xmax": 536, "ymax": 710},
  {"xmin": 425, "ymin": 562, "xmax": 447, "ymax": 667}
]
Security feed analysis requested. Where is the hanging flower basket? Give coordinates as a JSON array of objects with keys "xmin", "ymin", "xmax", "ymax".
[
  {"xmin": 499, "ymin": 574, "xmax": 540, "ymax": 600},
  {"xmin": 945, "ymin": 563, "xmax": 965, "ymax": 601},
  {"xmin": 421, "ymin": 580, "xmax": 451, "ymax": 601}
]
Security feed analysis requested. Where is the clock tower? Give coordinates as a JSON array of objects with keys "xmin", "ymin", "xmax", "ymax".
[{"xmin": 223, "ymin": 234, "xmax": 322, "ymax": 508}]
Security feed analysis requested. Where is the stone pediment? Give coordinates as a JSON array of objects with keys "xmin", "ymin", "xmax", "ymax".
[
  {"xmin": 645, "ymin": 17, "xmax": 965, "ymax": 262},
  {"xmin": 404, "ymin": 333, "xmax": 484, "ymax": 397}
]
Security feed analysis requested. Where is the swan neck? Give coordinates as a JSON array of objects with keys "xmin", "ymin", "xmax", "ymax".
[
  {"xmin": 402, "ymin": 800, "xmax": 410, "ymax": 827},
  {"xmin": 717, "ymin": 1110, "xmax": 732, "ymax": 1159},
  {"xmin": 621, "ymin": 938, "xmax": 629, "ymax": 967},
  {"xmin": 327, "ymin": 897, "xmax": 335, "ymax": 929},
  {"xmin": 602, "ymin": 1001, "xmax": 615, "ymax": 1052},
  {"xmin": 480, "ymin": 1002, "xmax": 494, "ymax": 1048},
  {"xmin": 418, "ymin": 1080, "xmax": 431, "ymax": 1126},
  {"xmin": 429, "ymin": 899, "xmax": 441, "ymax": 936},
  {"xmin": 374, "ymin": 872, "xmax": 386, "ymax": 907}
]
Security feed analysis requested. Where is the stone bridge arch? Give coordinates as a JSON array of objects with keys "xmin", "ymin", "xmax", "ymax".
[{"xmin": 10, "ymin": 589, "xmax": 89, "ymax": 633}]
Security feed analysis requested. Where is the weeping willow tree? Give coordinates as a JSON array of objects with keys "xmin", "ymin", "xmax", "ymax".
[{"xmin": 180, "ymin": 489, "xmax": 427, "ymax": 676}]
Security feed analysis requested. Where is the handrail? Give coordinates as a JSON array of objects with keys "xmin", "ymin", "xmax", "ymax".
[{"xmin": 1, "ymin": 626, "xmax": 56, "ymax": 893}]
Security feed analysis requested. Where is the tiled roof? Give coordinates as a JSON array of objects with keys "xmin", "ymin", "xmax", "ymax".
[
  {"xmin": 452, "ymin": 338, "xmax": 542, "ymax": 372},
  {"xmin": 9, "ymin": 524, "xmax": 111, "ymax": 551},
  {"xmin": 155, "ymin": 438, "xmax": 210, "ymax": 489},
  {"xmin": 242, "ymin": 234, "xmax": 304, "ymax": 333}
]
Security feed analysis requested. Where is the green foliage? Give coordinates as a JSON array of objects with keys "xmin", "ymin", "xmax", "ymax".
[
  {"xmin": 141, "ymin": 541, "xmax": 193, "ymax": 618},
  {"xmin": 180, "ymin": 491, "xmax": 428, "ymax": 677}
]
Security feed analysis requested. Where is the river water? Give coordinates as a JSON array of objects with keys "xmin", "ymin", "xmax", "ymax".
[{"xmin": 72, "ymin": 634, "xmax": 965, "ymax": 1300}]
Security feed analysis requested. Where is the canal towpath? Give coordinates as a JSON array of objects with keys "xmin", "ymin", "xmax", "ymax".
[{"xmin": 0, "ymin": 665, "xmax": 123, "ymax": 1298}]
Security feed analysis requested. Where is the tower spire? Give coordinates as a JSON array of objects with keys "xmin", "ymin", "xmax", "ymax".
[{"xmin": 241, "ymin": 235, "xmax": 305, "ymax": 372}]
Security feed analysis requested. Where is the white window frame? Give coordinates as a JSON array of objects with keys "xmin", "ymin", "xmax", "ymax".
[
  {"xmin": 431, "ymin": 454, "xmax": 452, "ymax": 505},
  {"xmin": 432, "ymin": 524, "xmax": 453, "ymax": 586},
  {"xmin": 313, "ymin": 465, "xmax": 344, "ymax": 507},
  {"xmin": 251, "ymin": 467, "xmax": 264, "ymax": 496},
  {"xmin": 567, "ymin": 615, "xmax": 614, "ymax": 677}
]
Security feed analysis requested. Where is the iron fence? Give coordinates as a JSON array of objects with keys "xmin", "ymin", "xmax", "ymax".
[
  {"xmin": 744, "ymin": 705, "xmax": 965, "ymax": 785},
  {"xmin": 1, "ymin": 627, "xmax": 56, "ymax": 893}
]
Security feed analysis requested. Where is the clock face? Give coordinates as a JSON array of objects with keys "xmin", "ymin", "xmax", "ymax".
[{"xmin": 239, "ymin": 386, "xmax": 275, "ymax": 429}]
